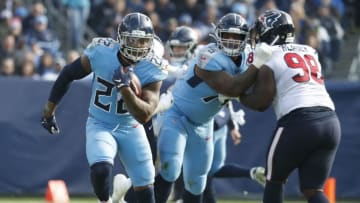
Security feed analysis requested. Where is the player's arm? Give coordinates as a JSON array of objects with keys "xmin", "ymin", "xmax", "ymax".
[
  {"xmin": 41, "ymin": 55, "xmax": 92, "ymax": 134},
  {"xmin": 195, "ymin": 65, "xmax": 258, "ymax": 97},
  {"xmin": 120, "ymin": 81, "xmax": 162, "ymax": 124},
  {"xmin": 196, "ymin": 42, "xmax": 273, "ymax": 97},
  {"xmin": 240, "ymin": 65, "xmax": 275, "ymax": 111}
]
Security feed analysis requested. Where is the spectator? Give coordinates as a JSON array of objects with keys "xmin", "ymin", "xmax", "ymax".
[
  {"xmin": 22, "ymin": 2, "xmax": 46, "ymax": 34},
  {"xmin": 25, "ymin": 15, "xmax": 60, "ymax": 57},
  {"xmin": 39, "ymin": 52, "xmax": 58, "ymax": 80},
  {"xmin": 113, "ymin": 0, "xmax": 127, "ymax": 28},
  {"xmin": 0, "ymin": 34, "xmax": 16, "ymax": 62},
  {"xmin": 193, "ymin": 3, "xmax": 219, "ymax": 43},
  {"xmin": 87, "ymin": 0, "xmax": 117, "ymax": 37},
  {"xmin": 0, "ymin": 57, "xmax": 16, "ymax": 76},
  {"xmin": 61, "ymin": 0, "xmax": 91, "ymax": 50},
  {"xmin": 143, "ymin": 0, "xmax": 156, "ymax": 16},
  {"xmin": 127, "ymin": 0, "xmax": 144, "ymax": 12},
  {"xmin": 176, "ymin": 0, "xmax": 203, "ymax": 23},
  {"xmin": 155, "ymin": 0, "xmax": 177, "ymax": 22},
  {"xmin": 0, "ymin": 9, "xmax": 13, "ymax": 39},
  {"xmin": 231, "ymin": 2, "xmax": 256, "ymax": 26},
  {"xmin": 20, "ymin": 59, "xmax": 39, "ymax": 79},
  {"xmin": 178, "ymin": 13, "xmax": 192, "ymax": 27},
  {"xmin": 318, "ymin": 5, "xmax": 344, "ymax": 72},
  {"xmin": 306, "ymin": 17, "xmax": 332, "ymax": 73}
]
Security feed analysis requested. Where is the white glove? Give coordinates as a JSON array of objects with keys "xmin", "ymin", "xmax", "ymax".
[
  {"xmin": 218, "ymin": 94, "xmax": 240, "ymax": 105},
  {"xmin": 252, "ymin": 42, "xmax": 273, "ymax": 69},
  {"xmin": 230, "ymin": 109, "xmax": 246, "ymax": 126},
  {"xmin": 156, "ymin": 91, "xmax": 174, "ymax": 113}
]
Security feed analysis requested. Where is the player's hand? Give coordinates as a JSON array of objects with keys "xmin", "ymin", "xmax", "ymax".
[
  {"xmin": 41, "ymin": 115, "xmax": 60, "ymax": 134},
  {"xmin": 252, "ymin": 42, "xmax": 273, "ymax": 69},
  {"xmin": 157, "ymin": 91, "xmax": 174, "ymax": 113},
  {"xmin": 230, "ymin": 129, "xmax": 242, "ymax": 145},
  {"xmin": 230, "ymin": 109, "xmax": 246, "ymax": 126},
  {"xmin": 113, "ymin": 67, "xmax": 133, "ymax": 89}
]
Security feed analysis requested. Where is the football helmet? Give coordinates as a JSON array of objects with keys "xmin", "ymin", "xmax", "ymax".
[
  {"xmin": 166, "ymin": 26, "xmax": 198, "ymax": 65},
  {"xmin": 118, "ymin": 12, "xmax": 154, "ymax": 62},
  {"xmin": 254, "ymin": 10, "xmax": 295, "ymax": 45},
  {"xmin": 214, "ymin": 13, "xmax": 249, "ymax": 56}
]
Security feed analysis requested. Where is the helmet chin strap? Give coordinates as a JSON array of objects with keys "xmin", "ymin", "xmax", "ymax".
[{"xmin": 270, "ymin": 35, "xmax": 280, "ymax": 45}]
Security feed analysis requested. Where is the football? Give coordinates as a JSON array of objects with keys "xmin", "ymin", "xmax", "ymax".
[{"xmin": 129, "ymin": 72, "xmax": 142, "ymax": 96}]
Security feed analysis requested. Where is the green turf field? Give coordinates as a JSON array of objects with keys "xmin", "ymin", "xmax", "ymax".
[{"xmin": 0, "ymin": 197, "xmax": 358, "ymax": 203}]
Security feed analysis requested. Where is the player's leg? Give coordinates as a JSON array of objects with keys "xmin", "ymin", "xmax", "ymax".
[
  {"xmin": 299, "ymin": 113, "xmax": 341, "ymax": 203},
  {"xmin": 144, "ymin": 119, "xmax": 158, "ymax": 165},
  {"xmin": 116, "ymin": 123, "xmax": 155, "ymax": 203},
  {"xmin": 155, "ymin": 110, "xmax": 187, "ymax": 203},
  {"xmin": 202, "ymin": 126, "xmax": 227, "ymax": 203},
  {"xmin": 263, "ymin": 125, "xmax": 299, "ymax": 203},
  {"xmin": 124, "ymin": 119, "xmax": 157, "ymax": 203},
  {"xmin": 182, "ymin": 119, "xmax": 214, "ymax": 203},
  {"xmin": 86, "ymin": 117, "xmax": 118, "ymax": 202},
  {"xmin": 172, "ymin": 171, "xmax": 185, "ymax": 202}
]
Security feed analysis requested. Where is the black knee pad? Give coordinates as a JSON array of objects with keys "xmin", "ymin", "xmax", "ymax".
[{"xmin": 90, "ymin": 162, "xmax": 113, "ymax": 201}]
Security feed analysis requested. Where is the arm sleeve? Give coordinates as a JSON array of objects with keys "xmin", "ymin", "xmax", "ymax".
[{"xmin": 48, "ymin": 58, "xmax": 90, "ymax": 104}]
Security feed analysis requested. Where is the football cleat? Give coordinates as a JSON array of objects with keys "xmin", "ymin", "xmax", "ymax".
[
  {"xmin": 250, "ymin": 167, "xmax": 266, "ymax": 187},
  {"xmin": 98, "ymin": 198, "xmax": 112, "ymax": 203},
  {"xmin": 112, "ymin": 174, "xmax": 132, "ymax": 203}
]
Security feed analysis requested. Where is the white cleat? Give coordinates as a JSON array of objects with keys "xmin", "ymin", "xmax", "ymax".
[
  {"xmin": 250, "ymin": 167, "xmax": 266, "ymax": 187},
  {"xmin": 112, "ymin": 174, "xmax": 132, "ymax": 203}
]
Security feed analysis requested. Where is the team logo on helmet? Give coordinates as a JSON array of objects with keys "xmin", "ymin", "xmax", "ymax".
[{"xmin": 259, "ymin": 12, "xmax": 281, "ymax": 34}]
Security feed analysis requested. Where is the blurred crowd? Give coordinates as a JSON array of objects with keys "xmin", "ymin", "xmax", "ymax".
[{"xmin": 0, "ymin": 0, "xmax": 358, "ymax": 80}]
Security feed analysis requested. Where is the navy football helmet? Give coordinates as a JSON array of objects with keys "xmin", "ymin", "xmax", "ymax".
[
  {"xmin": 118, "ymin": 12, "xmax": 154, "ymax": 62},
  {"xmin": 214, "ymin": 13, "xmax": 249, "ymax": 56},
  {"xmin": 166, "ymin": 26, "xmax": 198, "ymax": 64},
  {"xmin": 254, "ymin": 10, "xmax": 295, "ymax": 45}
]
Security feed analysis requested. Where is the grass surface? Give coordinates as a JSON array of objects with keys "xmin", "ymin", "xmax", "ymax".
[{"xmin": 0, "ymin": 197, "xmax": 358, "ymax": 203}]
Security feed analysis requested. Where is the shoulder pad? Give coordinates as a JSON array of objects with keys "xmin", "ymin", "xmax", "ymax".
[
  {"xmin": 197, "ymin": 43, "xmax": 222, "ymax": 70},
  {"xmin": 86, "ymin": 37, "xmax": 117, "ymax": 50}
]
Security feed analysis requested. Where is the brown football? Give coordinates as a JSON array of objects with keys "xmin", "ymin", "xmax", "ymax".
[{"xmin": 129, "ymin": 72, "xmax": 142, "ymax": 96}]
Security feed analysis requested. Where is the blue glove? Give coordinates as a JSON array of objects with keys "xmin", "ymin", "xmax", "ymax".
[
  {"xmin": 113, "ymin": 67, "xmax": 133, "ymax": 89},
  {"xmin": 41, "ymin": 115, "xmax": 60, "ymax": 134}
]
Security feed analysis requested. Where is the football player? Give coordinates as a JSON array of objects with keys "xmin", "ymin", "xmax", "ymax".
[
  {"xmin": 120, "ymin": 25, "xmax": 199, "ymax": 203},
  {"xmin": 240, "ymin": 10, "xmax": 341, "ymax": 203},
  {"xmin": 163, "ymin": 27, "xmax": 266, "ymax": 203},
  {"xmin": 154, "ymin": 13, "xmax": 273, "ymax": 203},
  {"xmin": 41, "ymin": 12, "xmax": 167, "ymax": 203}
]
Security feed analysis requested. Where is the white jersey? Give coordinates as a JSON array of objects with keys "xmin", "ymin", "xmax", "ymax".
[{"xmin": 265, "ymin": 43, "xmax": 335, "ymax": 119}]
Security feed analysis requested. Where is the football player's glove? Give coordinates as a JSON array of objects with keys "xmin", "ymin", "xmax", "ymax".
[
  {"xmin": 113, "ymin": 67, "xmax": 133, "ymax": 89},
  {"xmin": 218, "ymin": 94, "xmax": 240, "ymax": 105},
  {"xmin": 252, "ymin": 42, "xmax": 273, "ymax": 68},
  {"xmin": 41, "ymin": 115, "xmax": 60, "ymax": 134},
  {"xmin": 156, "ymin": 91, "xmax": 174, "ymax": 113},
  {"xmin": 230, "ymin": 109, "xmax": 246, "ymax": 126}
]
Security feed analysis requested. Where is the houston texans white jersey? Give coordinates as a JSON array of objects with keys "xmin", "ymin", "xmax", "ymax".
[{"xmin": 265, "ymin": 44, "xmax": 335, "ymax": 119}]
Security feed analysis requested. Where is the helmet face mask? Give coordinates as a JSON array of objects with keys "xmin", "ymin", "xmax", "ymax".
[
  {"xmin": 118, "ymin": 13, "xmax": 154, "ymax": 62},
  {"xmin": 166, "ymin": 26, "xmax": 198, "ymax": 65},
  {"xmin": 214, "ymin": 13, "xmax": 249, "ymax": 56}
]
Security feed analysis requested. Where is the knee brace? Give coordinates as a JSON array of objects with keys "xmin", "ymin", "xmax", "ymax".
[{"xmin": 90, "ymin": 162, "xmax": 113, "ymax": 201}]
